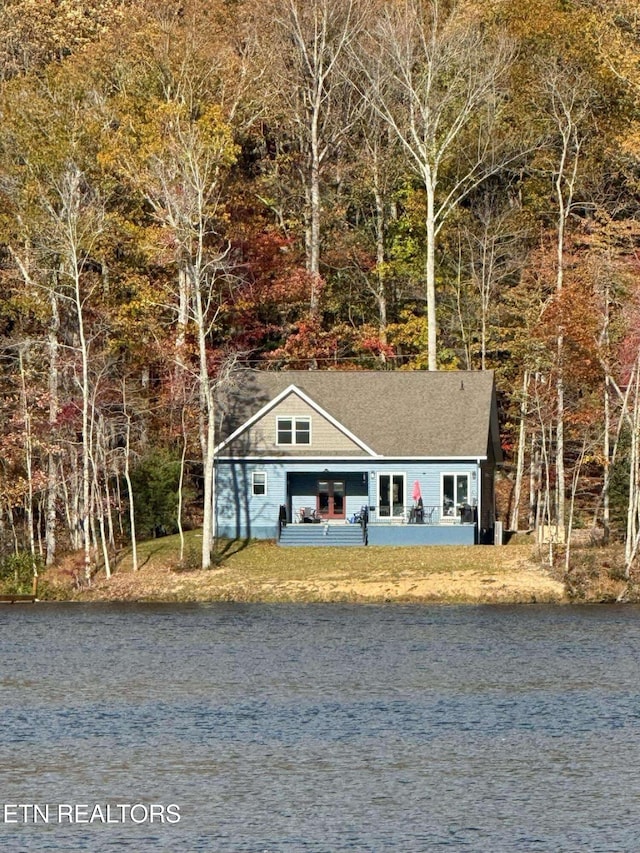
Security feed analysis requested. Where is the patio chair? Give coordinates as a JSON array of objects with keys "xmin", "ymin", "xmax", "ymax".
[
  {"xmin": 299, "ymin": 506, "xmax": 320, "ymax": 523},
  {"xmin": 410, "ymin": 498, "xmax": 424, "ymax": 523}
]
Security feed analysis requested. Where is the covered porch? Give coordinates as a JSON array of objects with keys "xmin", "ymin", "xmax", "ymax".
[
  {"xmin": 284, "ymin": 470, "xmax": 369, "ymax": 526},
  {"xmin": 280, "ymin": 469, "xmax": 478, "ymax": 547}
]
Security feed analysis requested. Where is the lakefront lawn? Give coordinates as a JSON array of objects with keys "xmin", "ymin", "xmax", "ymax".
[{"xmin": 42, "ymin": 530, "xmax": 568, "ymax": 604}]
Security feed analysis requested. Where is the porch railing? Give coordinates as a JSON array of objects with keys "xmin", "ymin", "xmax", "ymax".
[
  {"xmin": 278, "ymin": 503, "xmax": 476, "ymax": 538},
  {"xmin": 277, "ymin": 504, "xmax": 287, "ymax": 540},
  {"xmin": 367, "ymin": 504, "xmax": 477, "ymax": 525}
]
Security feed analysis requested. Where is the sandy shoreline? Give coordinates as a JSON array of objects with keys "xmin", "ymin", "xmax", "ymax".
[{"xmin": 57, "ymin": 537, "xmax": 567, "ymax": 605}]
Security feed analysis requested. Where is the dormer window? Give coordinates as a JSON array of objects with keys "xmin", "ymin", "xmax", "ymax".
[{"xmin": 277, "ymin": 416, "xmax": 311, "ymax": 445}]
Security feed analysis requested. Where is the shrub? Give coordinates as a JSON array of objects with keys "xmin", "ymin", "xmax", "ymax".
[
  {"xmin": 128, "ymin": 449, "xmax": 193, "ymax": 540},
  {"xmin": 0, "ymin": 551, "xmax": 43, "ymax": 594}
]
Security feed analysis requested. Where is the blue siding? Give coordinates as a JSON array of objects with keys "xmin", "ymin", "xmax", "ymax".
[
  {"xmin": 216, "ymin": 460, "xmax": 287, "ymax": 540},
  {"xmin": 215, "ymin": 458, "xmax": 481, "ymax": 544},
  {"xmin": 367, "ymin": 524, "xmax": 476, "ymax": 546},
  {"xmin": 368, "ymin": 462, "xmax": 478, "ymax": 521}
]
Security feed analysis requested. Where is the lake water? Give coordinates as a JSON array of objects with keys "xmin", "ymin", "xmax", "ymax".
[{"xmin": 1, "ymin": 603, "xmax": 640, "ymax": 852}]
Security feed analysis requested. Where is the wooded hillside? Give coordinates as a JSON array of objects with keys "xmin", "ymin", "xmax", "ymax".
[{"xmin": 1, "ymin": 0, "xmax": 639, "ymax": 580}]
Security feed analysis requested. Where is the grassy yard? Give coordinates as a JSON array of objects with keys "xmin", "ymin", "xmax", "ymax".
[{"xmin": 41, "ymin": 529, "xmax": 568, "ymax": 604}]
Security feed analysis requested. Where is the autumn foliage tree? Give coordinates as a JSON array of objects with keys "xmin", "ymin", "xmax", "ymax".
[{"xmin": 0, "ymin": 0, "xmax": 638, "ymax": 582}]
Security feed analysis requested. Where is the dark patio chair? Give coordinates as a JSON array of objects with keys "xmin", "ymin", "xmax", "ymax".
[{"xmin": 410, "ymin": 498, "xmax": 424, "ymax": 523}]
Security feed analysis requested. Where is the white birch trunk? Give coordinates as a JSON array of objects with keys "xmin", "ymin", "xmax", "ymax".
[
  {"xmin": 192, "ymin": 269, "xmax": 215, "ymax": 569},
  {"xmin": 372, "ymin": 150, "xmax": 388, "ymax": 349},
  {"xmin": 46, "ymin": 287, "xmax": 60, "ymax": 565},
  {"xmin": 177, "ymin": 412, "xmax": 188, "ymax": 565},
  {"xmin": 625, "ymin": 366, "xmax": 640, "ymax": 578},
  {"xmin": 123, "ymin": 412, "xmax": 138, "ymax": 572},
  {"xmin": 510, "ymin": 371, "xmax": 529, "ymax": 531},
  {"xmin": 18, "ymin": 349, "xmax": 37, "ymax": 582},
  {"xmin": 425, "ymin": 174, "xmax": 437, "ymax": 371}
]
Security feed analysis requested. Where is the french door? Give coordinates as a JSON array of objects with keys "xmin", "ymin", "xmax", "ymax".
[
  {"xmin": 317, "ymin": 480, "xmax": 345, "ymax": 519},
  {"xmin": 442, "ymin": 473, "xmax": 470, "ymax": 519},
  {"xmin": 378, "ymin": 473, "xmax": 405, "ymax": 518}
]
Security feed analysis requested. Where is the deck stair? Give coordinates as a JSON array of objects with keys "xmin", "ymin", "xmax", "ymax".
[{"xmin": 279, "ymin": 523, "xmax": 366, "ymax": 547}]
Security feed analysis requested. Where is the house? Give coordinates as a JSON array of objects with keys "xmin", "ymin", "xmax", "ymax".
[{"xmin": 213, "ymin": 369, "xmax": 502, "ymax": 546}]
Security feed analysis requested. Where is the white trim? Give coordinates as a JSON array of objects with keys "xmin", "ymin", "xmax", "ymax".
[
  {"xmin": 214, "ymin": 384, "xmax": 378, "ymax": 456},
  {"xmin": 441, "ymin": 471, "xmax": 471, "ymax": 520},
  {"xmin": 251, "ymin": 470, "xmax": 267, "ymax": 496},
  {"xmin": 216, "ymin": 455, "xmax": 485, "ymax": 462},
  {"xmin": 276, "ymin": 414, "xmax": 311, "ymax": 446},
  {"xmin": 377, "ymin": 471, "xmax": 407, "ymax": 520},
  {"xmin": 214, "ymin": 384, "xmax": 297, "ymax": 453}
]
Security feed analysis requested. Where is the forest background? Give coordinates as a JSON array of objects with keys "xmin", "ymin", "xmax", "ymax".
[{"xmin": 0, "ymin": 0, "xmax": 639, "ymax": 585}]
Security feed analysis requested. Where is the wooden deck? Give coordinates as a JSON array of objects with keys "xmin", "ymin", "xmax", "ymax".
[
  {"xmin": 0, "ymin": 593, "xmax": 37, "ymax": 603},
  {"xmin": 0, "ymin": 579, "xmax": 39, "ymax": 603}
]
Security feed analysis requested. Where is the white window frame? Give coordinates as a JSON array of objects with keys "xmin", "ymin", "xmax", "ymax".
[
  {"xmin": 441, "ymin": 472, "xmax": 470, "ymax": 520},
  {"xmin": 276, "ymin": 416, "xmax": 311, "ymax": 446},
  {"xmin": 377, "ymin": 472, "xmax": 406, "ymax": 519},
  {"xmin": 252, "ymin": 471, "xmax": 267, "ymax": 496}
]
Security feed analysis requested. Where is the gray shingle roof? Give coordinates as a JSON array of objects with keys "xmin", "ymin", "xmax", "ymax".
[{"xmin": 217, "ymin": 369, "xmax": 501, "ymax": 460}]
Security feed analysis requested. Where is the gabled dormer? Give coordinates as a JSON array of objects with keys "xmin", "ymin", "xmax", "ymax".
[{"xmin": 215, "ymin": 385, "xmax": 376, "ymax": 458}]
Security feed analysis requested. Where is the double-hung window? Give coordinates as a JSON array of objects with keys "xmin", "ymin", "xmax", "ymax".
[
  {"xmin": 276, "ymin": 416, "xmax": 311, "ymax": 446},
  {"xmin": 252, "ymin": 471, "xmax": 267, "ymax": 496}
]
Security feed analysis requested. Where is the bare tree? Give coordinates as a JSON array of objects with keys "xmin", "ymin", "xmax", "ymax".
[
  {"xmin": 258, "ymin": 0, "xmax": 366, "ymax": 315},
  {"xmin": 44, "ymin": 165, "xmax": 105, "ymax": 582},
  {"xmin": 539, "ymin": 60, "xmax": 591, "ymax": 533},
  {"xmin": 510, "ymin": 370, "xmax": 530, "ymax": 532},
  {"xmin": 108, "ymin": 98, "xmax": 236, "ymax": 568},
  {"xmin": 464, "ymin": 191, "xmax": 526, "ymax": 371},
  {"xmin": 353, "ymin": 107, "xmax": 404, "ymax": 350},
  {"xmin": 354, "ymin": 0, "xmax": 517, "ymax": 369}
]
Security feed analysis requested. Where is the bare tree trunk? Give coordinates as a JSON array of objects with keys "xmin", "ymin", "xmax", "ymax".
[
  {"xmin": 425, "ymin": 177, "xmax": 437, "ymax": 371},
  {"xmin": 177, "ymin": 409, "xmax": 188, "ymax": 565},
  {"xmin": 539, "ymin": 420, "xmax": 555, "ymax": 566},
  {"xmin": 113, "ymin": 472, "xmax": 124, "ymax": 538},
  {"xmin": 97, "ymin": 422, "xmax": 116, "ymax": 551},
  {"xmin": 192, "ymin": 269, "xmax": 216, "ymax": 569},
  {"xmin": 60, "ymin": 457, "xmax": 75, "ymax": 549},
  {"xmin": 565, "ymin": 440, "xmax": 587, "ymax": 574},
  {"xmin": 624, "ymin": 364, "xmax": 640, "ymax": 579},
  {"xmin": 510, "ymin": 371, "xmax": 529, "ymax": 531},
  {"xmin": 46, "ymin": 287, "xmax": 60, "ymax": 565},
  {"xmin": 600, "ymin": 281, "xmax": 612, "ymax": 544},
  {"xmin": 176, "ymin": 267, "xmax": 190, "ymax": 370},
  {"xmin": 602, "ymin": 370, "xmax": 611, "ymax": 544},
  {"xmin": 76, "ymin": 268, "xmax": 92, "ymax": 584},
  {"xmin": 123, "ymin": 408, "xmax": 138, "ymax": 572},
  {"xmin": 555, "ymin": 193, "xmax": 566, "ymax": 533},
  {"xmin": 309, "ymin": 96, "xmax": 322, "ymax": 316},
  {"xmin": 18, "ymin": 349, "xmax": 37, "ymax": 583},
  {"xmin": 93, "ymin": 479, "xmax": 111, "ymax": 579},
  {"xmin": 529, "ymin": 431, "xmax": 539, "ymax": 531},
  {"xmin": 7, "ymin": 501, "xmax": 19, "ymax": 555},
  {"xmin": 372, "ymin": 150, "xmax": 388, "ymax": 349},
  {"xmin": 454, "ymin": 236, "xmax": 471, "ymax": 369},
  {"xmin": 544, "ymin": 61, "xmax": 586, "ymax": 537},
  {"xmin": 54, "ymin": 165, "xmax": 104, "ymax": 583},
  {"xmin": 37, "ymin": 497, "xmax": 44, "ymax": 558}
]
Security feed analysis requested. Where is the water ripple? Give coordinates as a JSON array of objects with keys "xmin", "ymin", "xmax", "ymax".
[{"xmin": 1, "ymin": 603, "xmax": 640, "ymax": 851}]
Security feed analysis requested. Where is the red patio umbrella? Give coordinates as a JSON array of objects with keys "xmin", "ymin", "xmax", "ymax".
[{"xmin": 411, "ymin": 480, "xmax": 423, "ymax": 522}]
